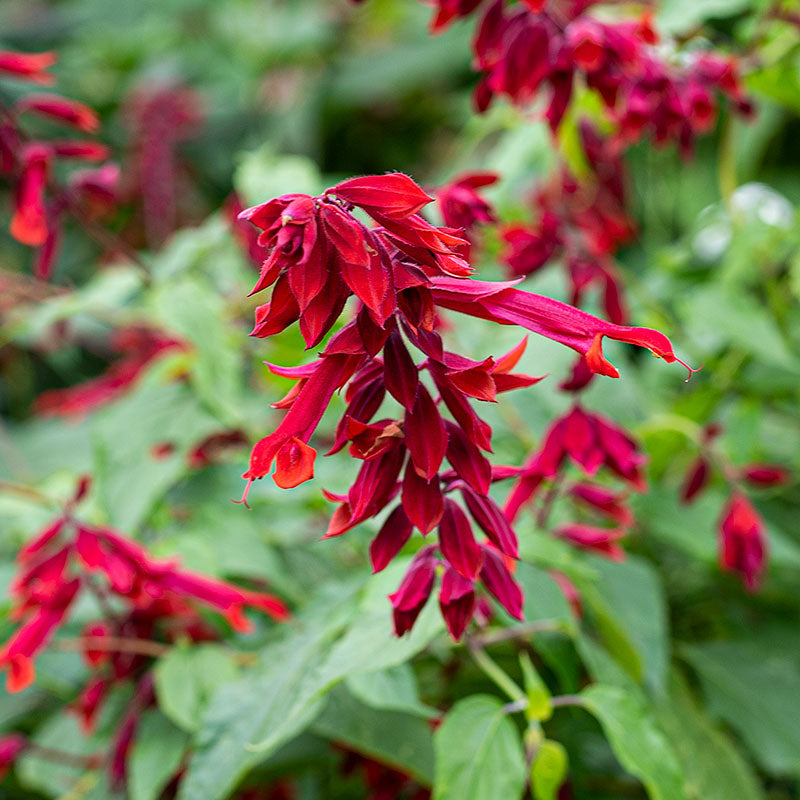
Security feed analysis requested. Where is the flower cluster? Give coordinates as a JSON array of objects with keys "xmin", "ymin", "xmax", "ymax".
[
  {"xmin": 0, "ymin": 479, "xmax": 287, "ymax": 695},
  {"xmin": 410, "ymin": 0, "xmax": 751, "ymax": 150},
  {"xmin": 679, "ymin": 423, "xmax": 789, "ymax": 590},
  {"xmin": 237, "ymin": 172, "xmax": 685, "ymax": 638},
  {"xmin": 0, "ymin": 49, "xmax": 119, "ymax": 279},
  {"xmin": 502, "ymin": 121, "xmax": 633, "ymax": 324},
  {"xmin": 505, "ymin": 403, "xmax": 643, "ymax": 560}
]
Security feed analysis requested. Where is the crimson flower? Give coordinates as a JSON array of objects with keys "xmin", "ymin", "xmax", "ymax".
[
  {"xmin": 718, "ymin": 493, "xmax": 767, "ymax": 592},
  {"xmin": 0, "ymin": 50, "xmax": 57, "ymax": 84}
]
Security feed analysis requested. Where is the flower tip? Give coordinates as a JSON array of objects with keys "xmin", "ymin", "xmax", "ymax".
[
  {"xmin": 676, "ymin": 357, "xmax": 702, "ymax": 382},
  {"xmin": 232, "ymin": 479, "xmax": 254, "ymax": 510}
]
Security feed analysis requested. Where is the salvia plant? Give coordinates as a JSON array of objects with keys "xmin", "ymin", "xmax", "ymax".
[{"xmin": 1, "ymin": 0, "xmax": 799, "ymax": 799}]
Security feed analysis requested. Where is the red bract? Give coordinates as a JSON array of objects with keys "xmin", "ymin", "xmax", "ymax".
[
  {"xmin": 556, "ymin": 522, "xmax": 627, "ymax": 560},
  {"xmin": 389, "ymin": 547, "xmax": 438, "ymax": 635},
  {"xmin": 435, "ymin": 172, "xmax": 497, "ymax": 242},
  {"xmin": 739, "ymin": 463, "xmax": 790, "ymax": 488},
  {"xmin": 718, "ymin": 493, "xmax": 767, "ymax": 592}
]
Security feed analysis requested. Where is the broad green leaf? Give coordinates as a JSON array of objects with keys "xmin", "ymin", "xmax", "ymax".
[
  {"xmin": 177, "ymin": 622, "xmax": 338, "ymax": 800},
  {"xmin": 531, "ymin": 740, "xmax": 568, "ymax": 800},
  {"xmin": 657, "ymin": 0, "xmax": 752, "ymax": 33},
  {"xmin": 433, "ymin": 695, "xmax": 526, "ymax": 800},
  {"xmin": 653, "ymin": 670, "xmax": 764, "ymax": 800},
  {"xmin": 154, "ymin": 643, "xmax": 240, "ymax": 733},
  {"xmin": 312, "ymin": 685, "xmax": 435, "ymax": 785},
  {"xmin": 682, "ymin": 641, "xmax": 800, "ymax": 776},
  {"xmin": 581, "ymin": 684, "xmax": 687, "ymax": 800},
  {"xmin": 129, "ymin": 710, "xmax": 189, "ymax": 800},
  {"xmin": 345, "ymin": 663, "xmax": 436, "ymax": 718},
  {"xmin": 580, "ymin": 555, "xmax": 669, "ymax": 693}
]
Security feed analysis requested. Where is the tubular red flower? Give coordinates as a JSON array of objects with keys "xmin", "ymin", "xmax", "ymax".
[
  {"xmin": 15, "ymin": 93, "xmax": 100, "ymax": 132},
  {"xmin": 719, "ymin": 493, "xmax": 767, "ymax": 592},
  {"xmin": 10, "ymin": 143, "xmax": 51, "ymax": 246},
  {"xmin": 0, "ymin": 50, "xmax": 57, "ymax": 83}
]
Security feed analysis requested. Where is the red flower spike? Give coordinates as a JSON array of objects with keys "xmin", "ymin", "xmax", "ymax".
[
  {"xmin": 328, "ymin": 173, "xmax": 434, "ymax": 219},
  {"xmin": 404, "ymin": 384, "xmax": 448, "ymax": 481},
  {"xmin": 740, "ymin": 464, "xmax": 790, "ymax": 488},
  {"xmin": 10, "ymin": 143, "xmax": 51, "ymax": 246},
  {"xmin": 0, "ymin": 50, "xmax": 57, "ymax": 83},
  {"xmin": 383, "ymin": 331, "xmax": 419, "ymax": 409},
  {"xmin": 479, "ymin": 544, "xmax": 524, "ymax": 620},
  {"xmin": 436, "ymin": 171, "xmax": 497, "ymax": 239},
  {"xmin": 719, "ymin": 493, "xmax": 767, "ymax": 592},
  {"xmin": 439, "ymin": 499, "xmax": 482, "ymax": 580},
  {"xmin": 680, "ymin": 457, "xmax": 710, "ymax": 504},
  {"xmin": 438, "ymin": 567, "xmax": 476, "ymax": 640},
  {"xmin": 273, "ymin": 437, "xmax": 316, "ymax": 489},
  {"xmin": 388, "ymin": 547, "xmax": 438, "ymax": 636},
  {"xmin": 402, "ymin": 463, "xmax": 444, "ymax": 535},
  {"xmin": 15, "ymin": 93, "xmax": 99, "ymax": 132},
  {"xmin": 370, "ymin": 506, "xmax": 414, "ymax": 573}
]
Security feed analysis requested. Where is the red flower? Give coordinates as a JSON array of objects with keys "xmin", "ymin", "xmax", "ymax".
[
  {"xmin": 719, "ymin": 493, "xmax": 767, "ymax": 592},
  {"xmin": 739, "ymin": 463, "xmax": 790, "ymax": 488},
  {"xmin": 15, "ymin": 93, "xmax": 99, "ymax": 132},
  {"xmin": 0, "ymin": 50, "xmax": 57, "ymax": 84},
  {"xmin": 10, "ymin": 142, "xmax": 51, "ymax": 246},
  {"xmin": 430, "ymin": 276, "xmax": 693, "ymax": 379},
  {"xmin": 0, "ymin": 734, "xmax": 27, "ymax": 781},
  {"xmin": 556, "ymin": 523, "xmax": 627, "ymax": 560},
  {"xmin": 435, "ymin": 172, "xmax": 497, "ymax": 240}
]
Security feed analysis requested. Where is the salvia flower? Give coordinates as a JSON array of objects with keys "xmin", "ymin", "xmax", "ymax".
[
  {"xmin": 237, "ymin": 172, "xmax": 682, "ymax": 638},
  {"xmin": 718, "ymin": 493, "xmax": 767, "ymax": 591}
]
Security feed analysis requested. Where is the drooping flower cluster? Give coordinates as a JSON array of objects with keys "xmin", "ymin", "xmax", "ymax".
[
  {"xmin": 237, "ymin": 172, "xmax": 685, "ymax": 638},
  {"xmin": 0, "ymin": 479, "xmax": 287, "ymax": 694},
  {"xmin": 502, "ymin": 121, "xmax": 633, "ymax": 324},
  {"xmin": 505, "ymin": 404, "xmax": 643, "ymax": 560},
  {"xmin": 396, "ymin": 0, "xmax": 752, "ymax": 150},
  {"xmin": 0, "ymin": 49, "xmax": 119, "ymax": 279},
  {"xmin": 679, "ymin": 422, "xmax": 788, "ymax": 591}
]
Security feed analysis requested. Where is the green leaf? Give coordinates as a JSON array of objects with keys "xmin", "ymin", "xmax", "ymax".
[
  {"xmin": 578, "ymin": 555, "xmax": 669, "ymax": 692},
  {"xmin": 531, "ymin": 740, "xmax": 568, "ymax": 800},
  {"xmin": 682, "ymin": 641, "xmax": 800, "ymax": 776},
  {"xmin": 129, "ymin": 710, "xmax": 189, "ymax": 800},
  {"xmin": 657, "ymin": 0, "xmax": 752, "ymax": 34},
  {"xmin": 433, "ymin": 695, "xmax": 526, "ymax": 800},
  {"xmin": 345, "ymin": 663, "xmax": 436, "ymax": 718},
  {"xmin": 312, "ymin": 685, "xmax": 435, "ymax": 785},
  {"xmin": 154, "ymin": 643, "xmax": 240, "ymax": 733},
  {"xmin": 581, "ymin": 684, "xmax": 687, "ymax": 800},
  {"xmin": 653, "ymin": 670, "xmax": 764, "ymax": 800}
]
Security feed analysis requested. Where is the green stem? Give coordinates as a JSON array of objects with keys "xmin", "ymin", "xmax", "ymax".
[{"xmin": 468, "ymin": 642, "xmax": 525, "ymax": 702}]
